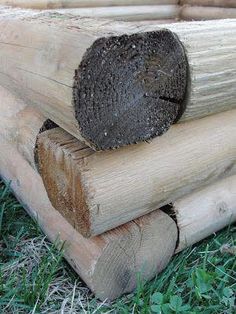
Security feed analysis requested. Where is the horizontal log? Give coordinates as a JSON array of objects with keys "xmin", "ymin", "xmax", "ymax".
[
  {"xmin": 0, "ymin": 9, "xmax": 235, "ymax": 149},
  {"xmin": 181, "ymin": 6, "xmax": 236, "ymax": 20},
  {"xmin": 173, "ymin": 175, "xmax": 236, "ymax": 252},
  {"xmin": 0, "ymin": 0, "xmax": 179, "ymax": 9},
  {"xmin": 37, "ymin": 110, "xmax": 236, "ymax": 237},
  {"xmin": 0, "ymin": 86, "xmax": 57, "ymax": 168},
  {"xmin": 180, "ymin": 0, "xmax": 236, "ymax": 8},
  {"xmin": 52, "ymin": 6, "xmax": 180, "ymax": 21},
  {"xmin": 0, "ymin": 88, "xmax": 177, "ymax": 300},
  {"xmin": 0, "ymin": 142, "xmax": 177, "ymax": 301}
]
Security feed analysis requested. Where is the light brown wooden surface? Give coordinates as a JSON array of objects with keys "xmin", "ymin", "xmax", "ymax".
[
  {"xmin": 52, "ymin": 5, "xmax": 180, "ymax": 21},
  {"xmin": 0, "ymin": 87, "xmax": 177, "ymax": 300},
  {"xmin": 180, "ymin": 0, "xmax": 236, "ymax": 8},
  {"xmin": 0, "ymin": 0, "xmax": 179, "ymax": 9},
  {"xmin": 0, "ymin": 142, "xmax": 177, "ymax": 300},
  {"xmin": 174, "ymin": 175, "xmax": 236, "ymax": 252},
  {"xmin": 0, "ymin": 9, "xmax": 235, "ymax": 149},
  {"xmin": 37, "ymin": 109, "xmax": 236, "ymax": 237},
  {"xmin": 180, "ymin": 6, "xmax": 236, "ymax": 20},
  {"xmin": 0, "ymin": 86, "xmax": 47, "ymax": 168}
]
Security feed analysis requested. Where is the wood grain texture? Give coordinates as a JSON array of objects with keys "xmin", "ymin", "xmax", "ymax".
[
  {"xmin": 0, "ymin": 10, "xmax": 235, "ymax": 148},
  {"xmin": 37, "ymin": 109, "xmax": 236, "ymax": 237},
  {"xmin": 0, "ymin": 8, "xmax": 187, "ymax": 150},
  {"xmin": 0, "ymin": 86, "xmax": 48, "ymax": 168},
  {"xmin": 180, "ymin": 6, "xmax": 236, "ymax": 20},
  {"xmin": 0, "ymin": 0, "xmax": 179, "ymax": 9},
  {"xmin": 174, "ymin": 175, "xmax": 236, "ymax": 252},
  {"xmin": 180, "ymin": 0, "xmax": 236, "ymax": 8},
  {"xmin": 0, "ymin": 88, "xmax": 177, "ymax": 300},
  {"xmin": 116, "ymin": 19, "xmax": 236, "ymax": 123},
  {"xmin": 52, "ymin": 5, "xmax": 180, "ymax": 21},
  {"xmin": 0, "ymin": 143, "xmax": 177, "ymax": 300}
]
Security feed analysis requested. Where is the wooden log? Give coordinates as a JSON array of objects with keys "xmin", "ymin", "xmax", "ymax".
[
  {"xmin": 0, "ymin": 0, "xmax": 179, "ymax": 10},
  {"xmin": 0, "ymin": 86, "xmax": 50, "ymax": 168},
  {"xmin": 0, "ymin": 87, "xmax": 177, "ymax": 301},
  {"xmin": 180, "ymin": 6, "xmax": 236, "ymax": 20},
  {"xmin": 51, "ymin": 6, "xmax": 180, "ymax": 21},
  {"xmin": 0, "ymin": 10, "xmax": 235, "ymax": 149},
  {"xmin": 37, "ymin": 109, "xmax": 236, "ymax": 237},
  {"xmin": 173, "ymin": 175, "xmax": 236, "ymax": 252},
  {"xmin": 0, "ymin": 142, "xmax": 177, "ymax": 300},
  {"xmin": 180, "ymin": 0, "xmax": 236, "ymax": 8}
]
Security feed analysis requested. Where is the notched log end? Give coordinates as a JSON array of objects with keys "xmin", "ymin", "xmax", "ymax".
[
  {"xmin": 73, "ymin": 29, "xmax": 188, "ymax": 150},
  {"xmin": 36, "ymin": 128, "xmax": 93, "ymax": 238}
]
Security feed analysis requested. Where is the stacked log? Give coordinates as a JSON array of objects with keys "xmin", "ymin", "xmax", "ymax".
[
  {"xmin": 180, "ymin": 0, "xmax": 236, "ymax": 20},
  {"xmin": 0, "ymin": 1, "xmax": 180, "ymax": 22},
  {"xmin": 1, "ymin": 86, "xmax": 236, "ymax": 300},
  {"xmin": 0, "ymin": 6, "xmax": 236, "ymax": 300},
  {"xmin": 0, "ymin": 9, "xmax": 235, "ymax": 150}
]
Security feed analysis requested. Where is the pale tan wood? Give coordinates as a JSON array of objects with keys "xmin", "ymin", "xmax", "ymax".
[
  {"xmin": 180, "ymin": 6, "xmax": 236, "ymax": 20},
  {"xmin": 37, "ymin": 109, "xmax": 236, "ymax": 237},
  {"xmin": 0, "ymin": 10, "xmax": 235, "ymax": 148},
  {"xmin": 0, "ymin": 0, "xmax": 179, "ymax": 9},
  {"xmin": 180, "ymin": 0, "xmax": 236, "ymax": 8},
  {"xmin": 0, "ymin": 142, "xmax": 177, "ymax": 300},
  {"xmin": 0, "ymin": 87, "xmax": 177, "ymax": 300},
  {"xmin": 0, "ymin": 86, "xmax": 47, "ymax": 168},
  {"xmin": 174, "ymin": 175, "xmax": 236, "ymax": 252},
  {"xmin": 52, "ymin": 5, "xmax": 180, "ymax": 21}
]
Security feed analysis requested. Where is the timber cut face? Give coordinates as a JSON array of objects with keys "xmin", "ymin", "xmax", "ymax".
[{"xmin": 73, "ymin": 30, "xmax": 188, "ymax": 150}]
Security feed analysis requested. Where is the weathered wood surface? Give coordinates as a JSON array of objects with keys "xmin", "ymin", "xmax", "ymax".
[
  {"xmin": 0, "ymin": 142, "xmax": 177, "ymax": 300},
  {"xmin": 0, "ymin": 0, "xmax": 178, "ymax": 9},
  {"xmin": 181, "ymin": 6, "xmax": 236, "ymax": 20},
  {"xmin": 0, "ymin": 9, "xmax": 235, "ymax": 149},
  {"xmin": 0, "ymin": 87, "xmax": 177, "ymax": 300},
  {"xmin": 37, "ymin": 110, "xmax": 236, "ymax": 237},
  {"xmin": 52, "ymin": 5, "xmax": 180, "ymax": 21},
  {"xmin": 180, "ymin": 0, "xmax": 236, "ymax": 8},
  {"xmin": 0, "ymin": 86, "xmax": 49, "ymax": 168},
  {"xmin": 174, "ymin": 175, "xmax": 236, "ymax": 252}
]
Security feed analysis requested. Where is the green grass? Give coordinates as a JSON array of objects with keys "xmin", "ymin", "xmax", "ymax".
[{"xmin": 0, "ymin": 179, "xmax": 235, "ymax": 314}]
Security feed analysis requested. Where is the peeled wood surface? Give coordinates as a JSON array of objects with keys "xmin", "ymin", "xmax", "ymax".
[
  {"xmin": 181, "ymin": 6, "xmax": 236, "ymax": 20},
  {"xmin": 37, "ymin": 110, "xmax": 236, "ymax": 237},
  {"xmin": 0, "ymin": 0, "xmax": 178, "ymax": 9},
  {"xmin": 52, "ymin": 6, "xmax": 180, "ymax": 21},
  {"xmin": 121, "ymin": 19, "xmax": 236, "ymax": 123},
  {"xmin": 180, "ymin": 0, "xmax": 236, "ymax": 7},
  {"xmin": 174, "ymin": 175, "xmax": 236, "ymax": 252},
  {"xmin": 0, "ymin": 8, "xmax": 189, "ymax": 150},
  {"xmin": 0, "ymin": 145, "xmax": 177, "ymax": 301},
  {"xmin": 0, "ymin": 89, "xmax": 177, "ymax": 300},
  {"xmin": 0, "ymin": 11, "xmax": 235, "ymax": 150},
  {"xmin": 0, "ymin": 86, "xmax": 47, "ymax": 168}
]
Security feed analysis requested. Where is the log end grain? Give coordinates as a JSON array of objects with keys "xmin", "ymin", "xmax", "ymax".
[
  {"xmin": 73, "ymin": 30, "xmax": 188, "ymax": 150},
  {"xmin": 88, "ymin": 210, "xmax": 177, "ymax": 300},
  {"xmin": 37, "ymin": 128, "xmax": 94, "ymax": 237}
]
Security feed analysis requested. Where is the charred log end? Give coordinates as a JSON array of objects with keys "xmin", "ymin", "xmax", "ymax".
[{"xmin": 73, "ymin": 29, "xmax": 188, "ymax": 150}]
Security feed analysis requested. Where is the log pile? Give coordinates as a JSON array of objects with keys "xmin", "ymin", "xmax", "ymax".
[{"xmin": 0, "ymin": 4, "xmax": 235, "ymax": 300}]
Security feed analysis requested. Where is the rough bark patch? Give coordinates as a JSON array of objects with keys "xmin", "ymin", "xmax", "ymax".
[{"xmin": 73, "ymin": 30, "xmax": 187, "ymax": 150}]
